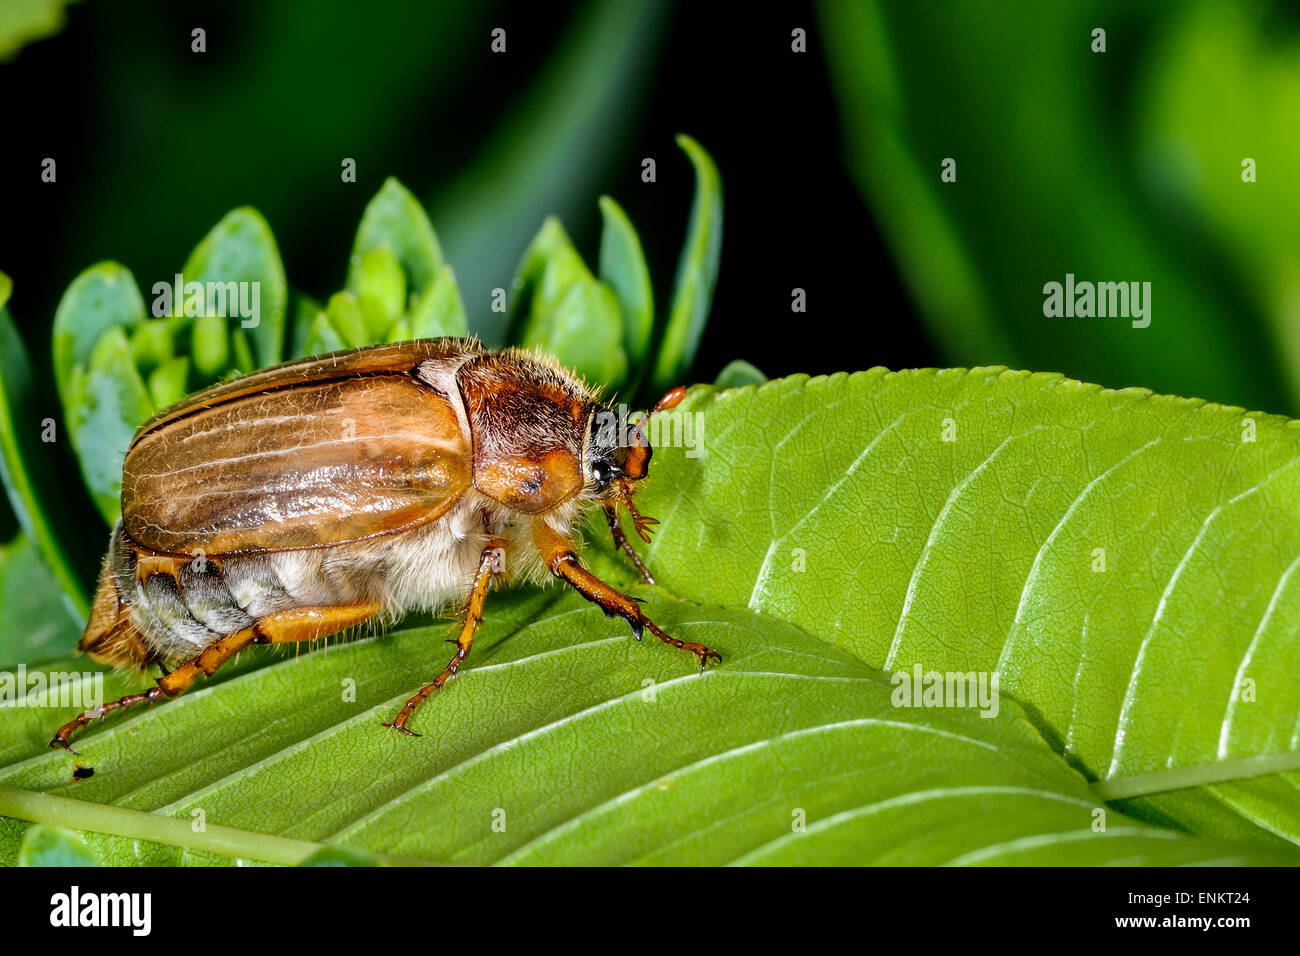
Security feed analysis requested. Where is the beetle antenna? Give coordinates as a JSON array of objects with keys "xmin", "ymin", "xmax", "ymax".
[{"xmin": 626, "ymin": 385, "xmax": 687, "ymax": 447}]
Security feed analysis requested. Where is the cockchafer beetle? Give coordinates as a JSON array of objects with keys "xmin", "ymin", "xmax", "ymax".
[{"xmin": 51, "ymin": 338, "xmax": 718, "ymax": 751}]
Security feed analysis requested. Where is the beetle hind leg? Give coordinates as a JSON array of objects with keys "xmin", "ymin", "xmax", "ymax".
[
  {"xmin": 48, "ymin": 686, "xmax": 167, "ymax": 754},
  {"xmin": 49, "ymin": 626, "xmax": 259, "ymax": 753},
  {"xmin": 49, "ymin": 599, "xmax": 383, "ymax": 753}
]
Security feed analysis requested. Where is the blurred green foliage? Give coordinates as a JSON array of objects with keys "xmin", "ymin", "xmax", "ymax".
[
  {"xmin": 0, "ymin": 0, "xmax": 76, "ymax": 60},
  {"xmin": 23, "ymin": 0, "xmax": 668, "ymax": 353},
  {"xmin": 0, "ymin": 273, "xmax": 89, "ymax": 642},
  {"xmin": 819, "ymin": 0, "xmax": 1298, "ymax": 415},
  {"xmin": 17, "ymin": 824, "xmax": 99, "ymax": 866},
  {"xmin": 1135, "ymin": 1, "xmax": 1300, "ymax": 409}
]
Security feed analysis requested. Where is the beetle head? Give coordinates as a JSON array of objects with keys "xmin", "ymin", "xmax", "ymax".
[
  {"xmin": 584, "ymin": 385, "xmax": 687, "ymax": 502},
  {"xmin": 585, "ymin": 406, "xmax": 651, "ymax": 499}
]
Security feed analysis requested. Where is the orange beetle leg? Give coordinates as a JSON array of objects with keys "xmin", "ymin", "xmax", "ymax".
[
  {"xmin": 50, "ymin": 600, "xmax": 382, "ymax": 753},
  {"xmin": 383, "ymin": 539, "xmax": 506, "ymax": 737},
  {"xmin": 604, "ymin": 502, "xmax": 655, "ymax": 584},
  {"xmin": 535, "ymin": 523, "xmax": 720, "ymax": 671}
]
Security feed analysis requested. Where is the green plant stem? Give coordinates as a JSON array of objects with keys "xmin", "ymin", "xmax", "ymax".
[
  {"xmin": 0, "ymin": 785, "xmax": 427, "ymax": 866},
  {"xmin": 1092, "ymin": 751, "xmax": 1300, "ymax": 801}
]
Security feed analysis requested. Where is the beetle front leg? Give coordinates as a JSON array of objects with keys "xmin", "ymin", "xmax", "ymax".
[
  {"xmin": 604, "ymin": 503, "xmax": 655, "ymax": 584},
  {"xmin": 535, "ymin": 524, "xmax": 720, "ymax": 670},
  {"xmin": 383, "ymin": 538, "xmax": 506, "ymax": 737}
]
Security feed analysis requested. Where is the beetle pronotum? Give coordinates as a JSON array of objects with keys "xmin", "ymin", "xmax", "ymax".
[{"xmin": 50, "ymin": 339, "xmax": 719, "ymax": 751}]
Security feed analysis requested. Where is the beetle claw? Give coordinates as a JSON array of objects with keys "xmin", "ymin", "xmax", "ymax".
[{"xmin": 381, "ymin": 719, "xmax": 422, "ymax": 738}]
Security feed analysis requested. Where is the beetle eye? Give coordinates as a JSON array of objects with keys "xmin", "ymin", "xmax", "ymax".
[{"xmin": 591, "ymin": 460, "xmax": 616, "ymax": 488}]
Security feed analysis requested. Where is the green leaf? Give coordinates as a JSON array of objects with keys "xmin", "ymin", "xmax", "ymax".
[
  {"xmin": 713, "ymin": 359, "xmax": 767, "ymax": 390},
  {"xmin": 344, "ymin": 179, "xmax": 466, "ymax": 346},
  {"xmin": 288, "ymin": 292, "xmax": 322, "ymax": 359},
  {"xmin": 146, "ymin": 356, "xmax": 189, "ymax": 410},
  {"xmin": 68, "ymin": 326, "xmax": 153, "ymax": 523},
  {"xmin": 385, "ymin": 318, "xmax": 413, "ymax": 345},
  {"xmin": 0, "ymin": 290, "xmax": 91, "ymax": 616},
  {"xmin": 348, "ymin": 178, "xmax": 443, "ymax": 302},
  {"xmin": 324, "ymin": 292, "xmax": 371, "ymax": 350},
  {"xmin": 180, "ymin": 207, "xmax": 288, "ymax": 369},
  {"xmin": 648, "ymin": 134, "xmax": 723, "ymax": 396},
  {"xmin": 1137, "ymin": 3, "xmax": 1300, "ymax": 408},
  {"xmin": 622, "ymin": 369, "xmax": 1300, "ymax": 846},
  {"xmin": 597, "ymin": 196, "xmax": 654, "ymax": 375},
  {"xmin": 301, "ymin": 310, "xmax": 347, "ymax": 358},
  {"xmin": 0, "ymin": 589, "xmax": 1292, "ymax": 866},
  {"xmin": 510, "ymin": 217, "xmax": 591, "ymax": 339},
  {"xmin": 352, "ymin": 247, "xmax": 406, "ymax": 337},
  {"xmin": 190, "ymin": 314, "xmax": 230, "ymax": 379},
  {"xmin": 0, "ymin": 533, "xmax": 82, "ymax": 667},
  {"xmin": 299, "ymin": 846, "xmax": 379, "ymax": 867},
  {"xmin": 229, "ymin": 328, "xmax": 255, "ymax": 379},
  {"xmin": 409, "ymin": 265, "xmax": 468, "ymax": 340},
  {"xmin": 17, "ymin": 824, "xmax": 99, "ymax": 867},
  {"xmin": 52, "ymin": 262, "xmax": 146, "ymax": 413},
  {"xmin": 7, "ymin": 368, "xmax": 1298, "ymax": 864},
  {"xmin": 127, "ymin": 318, "xmax": 174, "ymax": 373},
  {"xmin": 510, "ymin": 218, "xmax": 628, "ymax": 390},
  {"xmin": 523, "ymin": 280, "xmax": 627, "ymax": 391}
]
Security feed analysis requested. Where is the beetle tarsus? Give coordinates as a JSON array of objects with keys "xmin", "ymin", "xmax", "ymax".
[
  {"xmin": 380, "ymin": 719, "xmax": 423, "ymax": 738},
  {"xmin": 49, "ymin": 685, "xmax": 167, "ymax": 753},
  {"xmin": 640, "ymin": 617, "xmax": 721, "ymax": 670}
]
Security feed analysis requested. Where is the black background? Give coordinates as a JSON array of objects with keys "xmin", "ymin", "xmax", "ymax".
[{"xmin": 1, "ymin": 862, "xmax": 1286, "ymax": 936}]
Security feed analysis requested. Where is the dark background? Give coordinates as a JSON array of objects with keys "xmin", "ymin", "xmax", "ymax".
[{"xmin": 0, "ymin": 0, "xmax": 934, "ymax": 386}]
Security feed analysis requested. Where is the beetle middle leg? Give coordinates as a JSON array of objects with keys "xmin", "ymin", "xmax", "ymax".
[
  {"xmin": 535, "ymin": 523, "xmax": 720, "ymax": 670},
  {"xmin": 383, "ymin": 538, "xmax": 506, "ymax": 737},
  {"xmin": 49, "ymin": 599, "xmax": 382, "ymax": 752}
]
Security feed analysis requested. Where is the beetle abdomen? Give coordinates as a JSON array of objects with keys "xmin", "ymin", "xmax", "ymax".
[
  {"xmin": 81, "ymin": 502, "xmax": 491, "ymax": 669},
  {"xmin": 81, "ymin": 521, "xmax": 257, "ymax": 664}
]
